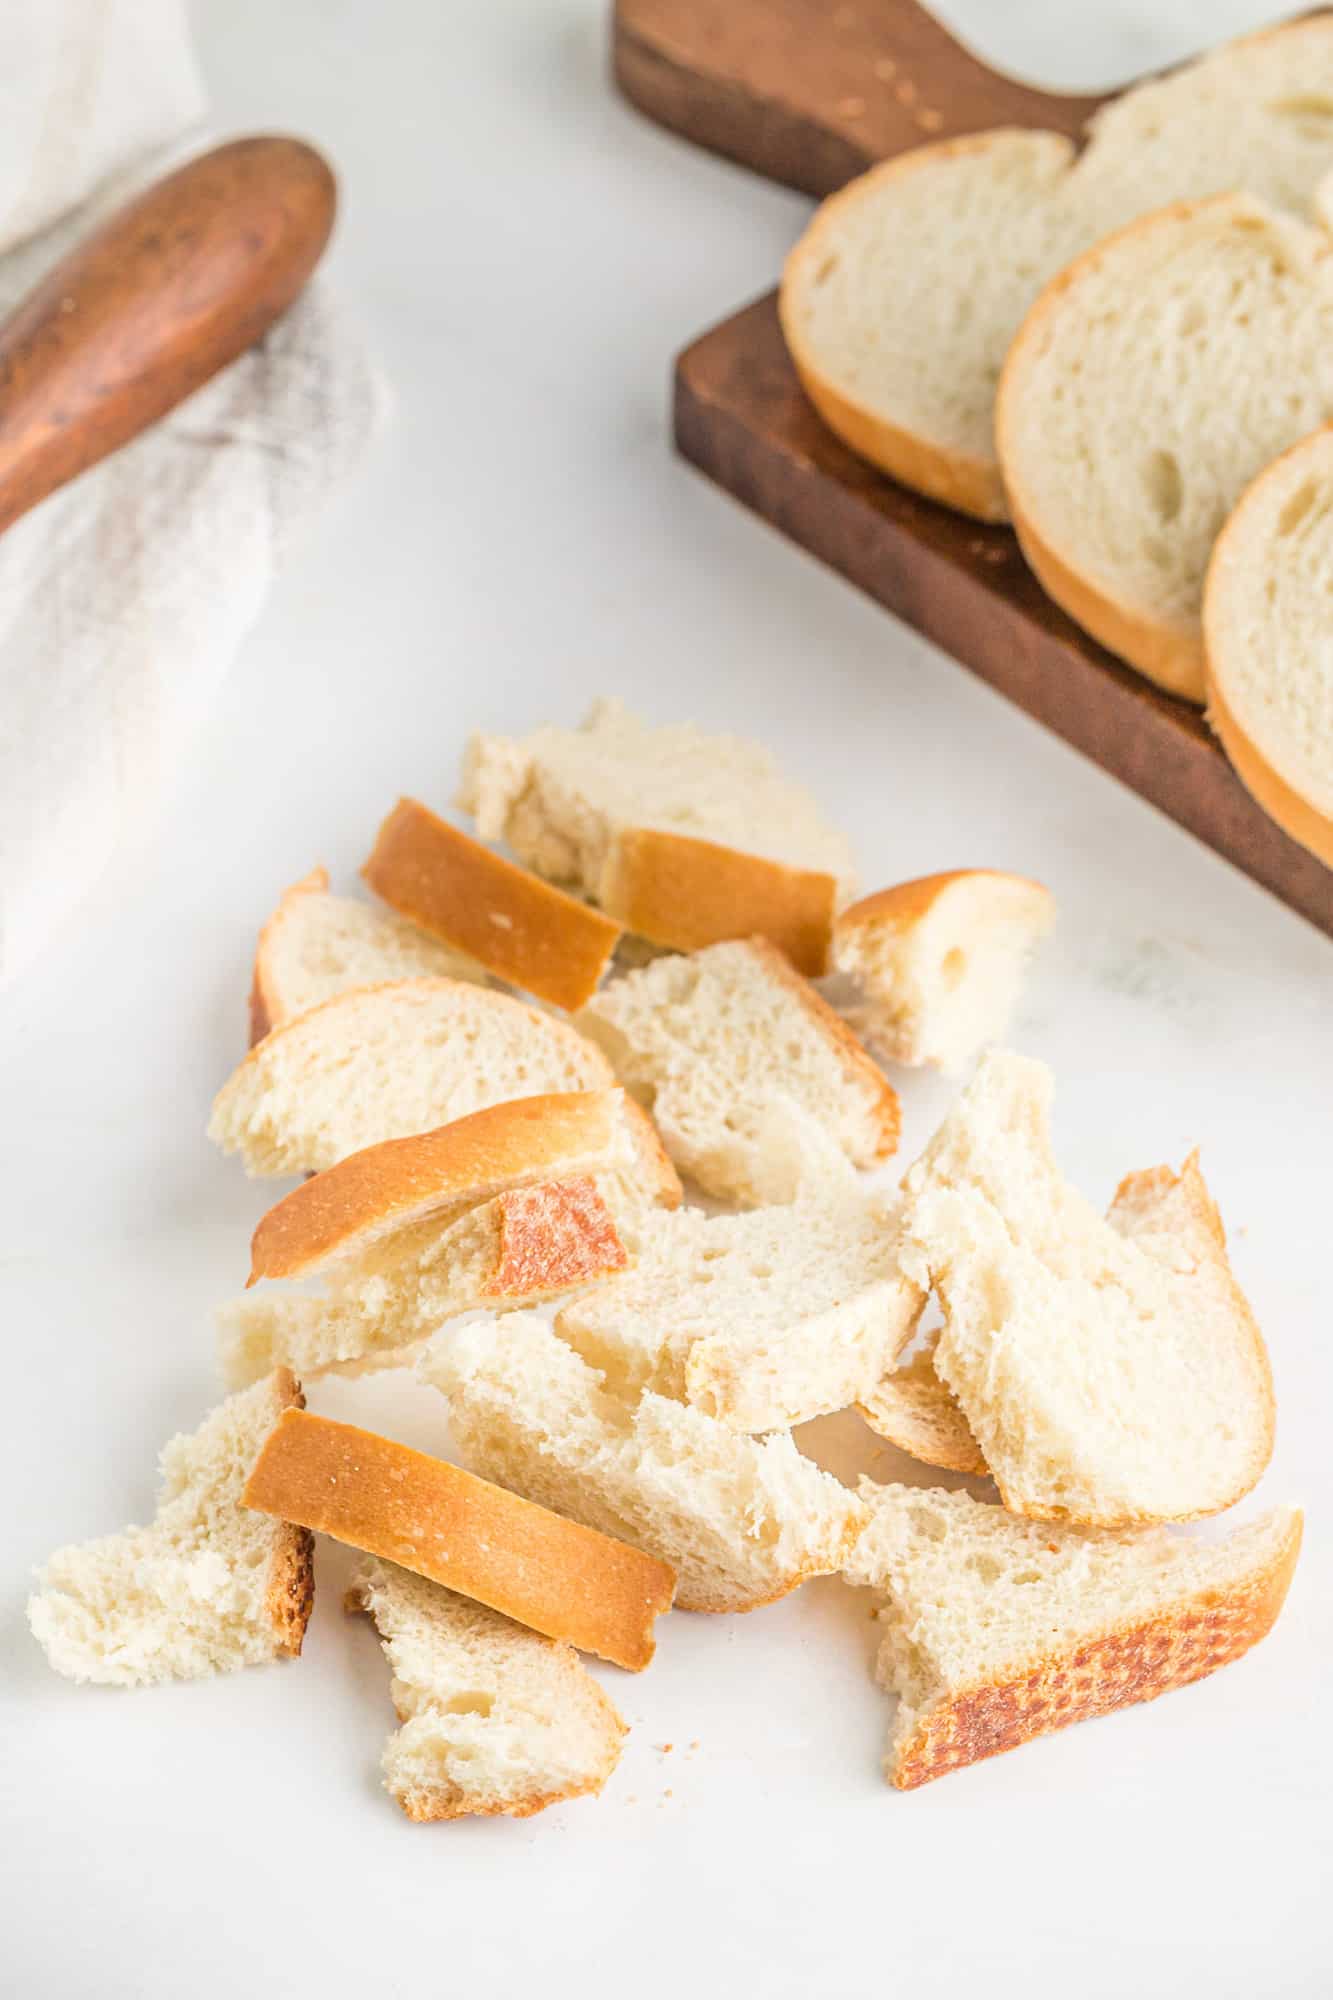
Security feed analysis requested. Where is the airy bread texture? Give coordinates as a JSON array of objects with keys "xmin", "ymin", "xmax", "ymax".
[
  {"xmin": 780, "ymin": 17, "xmax": 1333, "ymax": 524},
  {"xmin": 363, "ymin": 797, "xmax": 622, "ymax": 1011},
  {"xmin": 997, "ymin": 193, "xmax": 1333, "ymax": 700},
  {"xmin": 209, "ymin": 978, "xmax": 614, "ymax": 1177},
  {"xmin": 845, "ymin": 1482, "xmax": 1302, "ymax": 1789},
  {"xmin": 222, "ymin": 1175, "xmax": 632, "ymax": 1386},
  {"xmin": 895, "ymin": 1051, "xmax": 1274, "ymax": 1527},
  {"xmin": 29, "ymin": 1372, "xmax": 313, "ymax": 1687},
  {"xmin": 244, "ymin": 1409, "xmax": 675, "ymax": 1670},
  {"xmin": 249, "ymin": 867, "xmax": 484, "ymax": 1042},
  {"xmin": 1204, "ymin": 427, "xmax": 1333, "ymax": 865},
  {"xmin": 460, "ymin": 698, "xmax": 853, "ymax": 973},
  {"xmin": 556, "ymin": 1168, "xmax": 922, "ymax": 1431},
  {"xmin": 858, "ymin": 1334, "xmax": 987, "ymax": 1476},
  {"xmin": 424, "ymin": 1313, "xmax": 866, "ymax": 1613},
  {"xmin": 831, "ymin": 870, "xmax": 1055, "ymax": 1073},
  {"xmin": 580, "ymin": 937, "xmax": 899, "ymax": 1204},
  {"xmin": 347, "ymin": 1556, "xmax": 625, "ymax": 1822}
]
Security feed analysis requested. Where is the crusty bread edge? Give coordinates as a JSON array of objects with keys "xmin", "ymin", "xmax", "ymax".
[
  {"xmin": 248, "ymin": 866, "xmax": 330, "ymax": 1047},
  {"xmin": 834, "ymin": 868, "xmax": 1055, "ymax": 941},
  {"xmin": 601, "ymin": 827, "xmax": 839, "ymax": 977},
  {"xmin": 264, "ymin": 1368, "xmax": 317, "ymax": 1655},
  {"xmin": 889, "ymin": 1507, "xmax": 1303, "ymax": 1787}
]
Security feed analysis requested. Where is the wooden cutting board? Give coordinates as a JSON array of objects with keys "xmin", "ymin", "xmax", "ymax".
[{"xmin": 615, "ymin": 0, "xmax": 1333, "ymax": 939}]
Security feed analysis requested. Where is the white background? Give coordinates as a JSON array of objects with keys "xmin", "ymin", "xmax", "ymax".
[{"xmin": 3, "ymin": 3, "xmax": 1330, "ymax": 1995}]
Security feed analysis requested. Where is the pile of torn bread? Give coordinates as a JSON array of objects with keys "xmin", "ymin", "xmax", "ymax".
[{"xmin": 29, "ymin": 703, "xmax": 1301, "ymax": 1818}]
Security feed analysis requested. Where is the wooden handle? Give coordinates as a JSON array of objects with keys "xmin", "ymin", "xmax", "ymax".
[
  {"xmin": 614, "ymin": 0, "xmax": 1112, "ymax": 197},
  {"xmin": 0, "ymin": 135, "xmax": 336, "ymax": 536}
]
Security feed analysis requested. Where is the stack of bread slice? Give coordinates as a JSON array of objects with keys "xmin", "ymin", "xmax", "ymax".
[{"xmin": 30, "ymin": 702, "xmax": 1302, "ymax": 1818}]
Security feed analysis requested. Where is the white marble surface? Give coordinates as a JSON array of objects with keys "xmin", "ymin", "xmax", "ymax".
[{"xmin": 2, "ymin": 4, "xmax": 1329, "ymax": 1996}]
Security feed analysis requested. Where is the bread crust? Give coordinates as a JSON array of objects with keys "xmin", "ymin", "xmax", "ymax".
[
  {"xmin": 890, "ymin": 1508, "xmax": 1302, "ymax": 1787},
  {"xmin": 244, "ymin": 1410, "xmax": 676, "ymax": 1669},
  {"xmin": 263, "ymin": 1368, "xmax": 316, "ymax": 1655},
  {"xmin": 485, "ymin": 1177, "xmax": 630, "ymax": 1297},
  {"xmin": 249, "ymin": 865, "xmax": 329, "ymax": 1047},
  {"xmin": 364, "ymin": 797, "xmax": 622, "ymax": 1011},
  {"xmin": 858, "ymin": 1340, "xmax": 988, "ymax": 1477},
  {"xmin": 834, "ymin": 868, "xmax": 1053, "ymax": 939},
  {"xmin": 601, "ymin": 826, "xmax": 839, "ymax": 976},
  {"xmin": 778, "ymin": 133, "xmax": 1073, "ymax": 524},
  {"xmin": 246, "ymin": 1089, "xmax": 678, "ymax": 1284},
  {"xmin": 742, "ymin": 935, "xmax": 900, "ymax": 1161}
]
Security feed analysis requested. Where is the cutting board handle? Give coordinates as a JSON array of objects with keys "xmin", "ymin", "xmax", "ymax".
[
  {"xmin": 0, "ymin": 135, "xmax": 336, "ymax": 537},
  {"xmin": 614, "ymin": 0, "xmax": 1110, "ymax": 196}
]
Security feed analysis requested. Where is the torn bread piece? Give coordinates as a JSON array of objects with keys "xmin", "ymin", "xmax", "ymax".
[
  {"xmin": 831, "ymin": 871, "xmax": 1054, "ymax": 1073},
  {"xmin": 858, "ymin": 1335, "xmax": 987, "ymax": 1477},
  {"xmin": 580, "ymin": 937, "xmax": 899, "ymax": 1204},
  {"xmin": 347, "ymin": 1556, "xmax": 625, "ymax": 1822},
  {"xmin": 209, "ymin": 977, "xmax": 615, "ymax": 1177},
  {"xmin": 556, "ymin": 1168, "xmax": 922, "ymax": 1432},
  {"xmin": 363, "ymin": 797, "xmax": 622, "ymax": 1011},
  {"xmin": 896, "ymin": 1051, "xmax": 1274, "ymax": 1527},
  {"xmin": 249, "ymin": 866, "xmax": 486, "ymax": 1043},
  {"xmin": 29, "ymin": 1372, "xmax": 313, "ymax": 1687},
  {"xmin": 460, "ymin": 698, "xmax": 853, "ymax": 973},
  {"xmin": 221, "ymin": 1175, "xmax": 632, "ymax": 1388},
  {"xmin": 424, "ymin": 1313, "xmax": 866, "ymax": 1613},
  {"xmin": 845, "ymin": 1482, "xmax": 1302, "ymax": 1789},
  {"xmin": 243, "ymin": 1409, "xmax": 674, "ymax": 1670}
]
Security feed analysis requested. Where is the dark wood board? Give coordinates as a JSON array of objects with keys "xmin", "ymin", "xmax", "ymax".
[{"xmin": 617, "ymin": 0, "xmax": 1333, "ymax": 937}]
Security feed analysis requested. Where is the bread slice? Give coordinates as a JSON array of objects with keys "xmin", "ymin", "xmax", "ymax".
[
  {"xmin": 460, "ymin": 698, "xmax": 853, "ymax": 974},
  {"xmin": 997, "ymin": 193, "xmax": 1333, "ymax": 700},
  {"xmin": 845, "ymin": 1482, "xmax": 1302, "ymax": 1789},
  {"xmin": 424, "ymin": 1313, "xmax": 866, "ymax": 1613},
  {"xmin": 555, "ymin": 1170, "xmax": 922, "ymax": 1431},
  {"xmin": 222, "ymin": 1175, "xmax": 632, "ymax": 1386},
  {"xmin": 1203, "ymin": 427, "xmax": 1333, "ymax": 865},
  {"xmin": 347, "ymin": 1556, "xmax": 625, "ymax": 1821},
  {"xmin": 243, "ymin": 1409, "xmax": 674, "ymax": 1670},
  {"xmin": 858, "ymin": 1335, "xmax": 986, "ymax": 1476},
  {"xmin": 831, "ymin": 870, "xmax": 1054, "ymax": 1073},
  {"xmin": 363, "ymin": 797, "xmax": 622, "ymax": 1011},
  {"xmin": 249, "ymin": 867, "xmax": 486, "ymax": 1042},
  {"xmin": 780, "ymin": 16, "xmax": 1333, "ymax": 524},
  {"xmin": 209, "ymin": 978, "xmax": 615, "ymax": 1177},
  {"xmin": 896, "ymin": 1051, "xmax": 1274, "ymax": 1527},
  {"xmin": 243, "ymin": 1088, "xmax": 678, "ymax": 1284},
  {"xmin": 580, "ymin": 937, "xmax": 899, "ymax": 1204},
  {"xmin": 29, "ymin": 1372, "xmax": 313, "ymax": 1686}
]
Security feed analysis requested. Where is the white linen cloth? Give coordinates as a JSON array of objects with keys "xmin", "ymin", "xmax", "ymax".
[{"xmin": 0, "ymin": 0, "xmax": 381, "ymax": 985}]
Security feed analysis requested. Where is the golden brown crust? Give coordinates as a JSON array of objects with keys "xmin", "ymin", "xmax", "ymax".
[
  {"xmin": 485, "ymin": 1177, "xmax": 630, "ymax": 1298},
  {"xmin": 1205, "ymin": 672, "xmax": 1333, "ymax": 866},
  {"xmin": 601, "ymin": 827, "xmax": 839, "ymax": 976},
  {"xmin": 858, "ymin": 1339, "xmax": 989, "ymax": 1477},
  {"xmin": 742, "ymin": 935, "xmax": 900, "ymax": 1161},
  {"xmin": 363, "ymin": 797, "xmax": 622, "ymax": 1011},
  {"xmin": 891, "ymin": 1509, "xmax": 1303, "ymax": 1787},
  {"xmin": 247, "ymin": 1089, "xmax": 673, "ymax": 1284},
  {"xmin": 245, "ymin": 1410, "xmax": 676, "ymax": 1669},
  {"xmin": 263, "ymin": 1369, "xmax": 316, "ymax": 1655},
  {"xmin": 249, "ymin": 866, "xmax": 329, "ymax": 1047},
  {"xmin": 835, "ymin": 868, "xmax": 1053, "ymax": 940}
]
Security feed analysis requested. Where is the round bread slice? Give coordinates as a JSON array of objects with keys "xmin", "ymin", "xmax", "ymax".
[
  {"xmin": 997, "ymin": 194, "xmax": 1333, "ymax": 702},
  {"xmin": 1204, "ymin": 427, "xmax": 1333, "ymax": 865}
]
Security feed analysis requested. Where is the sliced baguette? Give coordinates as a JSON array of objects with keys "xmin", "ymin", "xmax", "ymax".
[
  {"xmin": 460, "ymin": 698, "xmax": 853, "ymax": 974},
  {"xmin": 580, "ymin": 937, "xmax": 899, "ymax": 1204},
  {"xmin": 209, "ymin": 978, "xmax": 615, "ymax": 1178},
  {"xmin": 29, "ymin": 1372, "xmax": 313, "ymax": 1687},
  {"xmin": 244, "ymin": 1088, "xmax": 678, "ymax": 1284},
  {"xmin": 858, "ymin": 1335, "xmax": 987, "ymax": 1477},
  {"xmin": 1203, "ymin": 427, "xmax": 1333, "ymax": 865},
  {"xmin": 997, "ymin": 193, "xmax": 1333, "ymax": 700},
  {"xmin": 831, "ymin": 870, "xmax": 1054, "ymax": 1073},
  {"xmin": 243, "ymin": 1409, "xmax": 674, "ymax": 1670},
  {"xmin": 845, "ymin": 1482, "xmax": 1302, "ymax": 1789},
  {"xmin": 780, "ymin": 17, "xmax": 1333, "ymax": 524},
  {"xmin": 249, "ymin": 867, "xmax": 485, "ymax": 1043},
  {"xmin": 222, "ymin": 1175, "xmax": 632, "ymax": 1387},
  {"xmin": 896, "ymin": 1051, "xmax": 1274, "ymax": 1528},
  {"xmin": 363, "ymin": 797, "xmax": 622, "ymax": 1011},
  {"xmin": 424, "ymin": 1313, "xmax": 866, "ymax": 1613},
  {"xmin": 346, "ymin": 1556, "xmax": 625, "ymax": 1821}
]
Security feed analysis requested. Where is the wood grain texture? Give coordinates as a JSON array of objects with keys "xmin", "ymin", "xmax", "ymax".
[
  {"xmin": 613, "ymin": 0, "xmax": 1109, "ymax": 196},
  {"xmin": 0, "ymin": 135, "xmax": 335, "ymax": 537},
  {"xmin": 675, "ymin": 296, "xmax": 1333, "ymax": 938}
]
